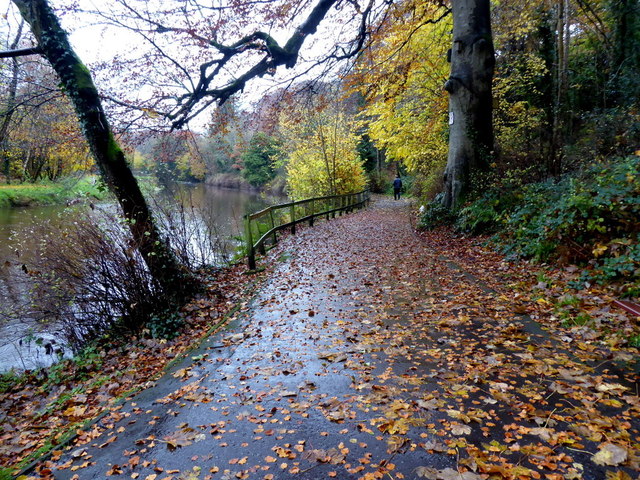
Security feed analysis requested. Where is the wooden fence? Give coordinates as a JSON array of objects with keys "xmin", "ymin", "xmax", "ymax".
[{"xmin": 243, "ymin": 189, "xmax": 370, "ymax": 269}]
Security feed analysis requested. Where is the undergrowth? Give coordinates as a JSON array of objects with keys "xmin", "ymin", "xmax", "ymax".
[{"xmin": 420, "ymin": 156, "xmax": 640, "ymax": 295}]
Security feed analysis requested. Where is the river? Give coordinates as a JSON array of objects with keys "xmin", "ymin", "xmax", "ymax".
[{"xmin": 0, "ymin": 183, "xmax": 282, "ymax": 372}]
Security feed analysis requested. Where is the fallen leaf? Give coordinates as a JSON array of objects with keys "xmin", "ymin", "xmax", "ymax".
[
  {"xmin": 450, "ymin": 424, "xmax": 471, "ymax": 436},
  {"xmin": 592, "ymin": 443, "xmax": 627, "ymax": 466}
]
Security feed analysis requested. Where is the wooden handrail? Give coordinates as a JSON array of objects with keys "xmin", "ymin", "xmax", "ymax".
[{"xmin": 243, "ymin": 189, "xmax": 370, "ymax": 269}]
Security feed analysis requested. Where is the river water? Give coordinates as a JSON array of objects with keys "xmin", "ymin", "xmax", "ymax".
[{"xmin": 0, "ymin": 183, "xmax": 281, "ymax": 372}]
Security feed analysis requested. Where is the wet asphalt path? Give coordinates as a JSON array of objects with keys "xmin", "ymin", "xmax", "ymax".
[{"xmin": 39, "ymin": 197, "xmax": 449, "ymax": 480}]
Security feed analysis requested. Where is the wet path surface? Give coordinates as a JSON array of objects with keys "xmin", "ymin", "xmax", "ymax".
[{"xmin": 33, "ymin": 198, "xmax": 639, "ymax": 480}]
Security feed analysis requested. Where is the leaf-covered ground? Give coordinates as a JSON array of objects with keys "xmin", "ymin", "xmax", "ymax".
[{"xmin": 8, "ymin": 197, "xmax": 640, "ymax": 479}]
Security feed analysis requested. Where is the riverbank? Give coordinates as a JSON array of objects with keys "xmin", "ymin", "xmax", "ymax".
[
  {"xmin": 0, "ymin": 176, "xmax": 105, "ymax": 208},
  {"xmin": 205, "ymin": 172, "xmax": 287, "ymax": 197}
]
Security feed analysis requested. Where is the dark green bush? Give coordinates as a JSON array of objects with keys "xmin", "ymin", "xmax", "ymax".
[
  {"xmin": 147, "ymin": 311, "xmax": 184, "ymax": 340},
  {"xmin": 424, "ymin": 156, "xmax": 639, "ymax": 291},
  {"xmin": 419, "ymin": 195, "xmax": 457, "ymax": 230}
]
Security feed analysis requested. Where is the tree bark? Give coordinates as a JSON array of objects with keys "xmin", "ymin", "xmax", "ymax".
[
  {"xmin": 442, "ymin": 0, "xmax": 495, "ymax": 208},
  {"xmin": 12, "ymin": 0, "xmax": 196, "ymax": 296},
  {"xmin": 550, "ymin": 0, "xmax": 569, "ymax": 175},
  {"xmin": 0, "ymin": 21, "xmax": 25, "ymax": 183}
]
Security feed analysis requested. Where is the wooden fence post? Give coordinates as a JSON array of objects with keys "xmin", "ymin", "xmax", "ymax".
[
  {"xmin": 244, "ymin": 214, "xmax": 256, "ymax": 270},
  {"xmin": 269, "ymin": 209, "xmax": 277, "ymax": 245},
  {"xmin": 290, "ymin": 203, "xmax": 296, "ymax": 234}
]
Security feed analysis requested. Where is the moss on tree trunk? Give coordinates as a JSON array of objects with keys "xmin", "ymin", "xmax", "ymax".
[{"xmin": 12, "ymin": 0, "xmax": 197, "ymax": 298}]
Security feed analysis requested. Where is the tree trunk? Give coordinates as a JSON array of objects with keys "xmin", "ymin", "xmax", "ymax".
[
  {"xmin": 12, "ymin": 0, "xmax": 196, "ymax": 296},
  {"xmin": 0, "ymin": 21, "xmax": 24, "ymax": 184},
  {"xmin": 442, "ymin": 0, "xmax": 495, "ymax": 208},
  {"xmin": 610, "ymin": 0, "xmax": 640, "ymax": 105},
  {"xmin": 550, "ymin": 0, "xmax": 569, "ymax": 176}
]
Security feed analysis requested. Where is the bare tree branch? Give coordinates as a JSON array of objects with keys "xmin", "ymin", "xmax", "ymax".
[
  {"xmin": 0, "ymin": 46, "xmax": 42, "ymax": 58},
  {"xmin": 165, "ymin": 0, "xmax": 341, "ymax": 129}
]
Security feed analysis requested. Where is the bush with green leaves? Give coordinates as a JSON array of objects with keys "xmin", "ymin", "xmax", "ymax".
[
  {"xmin": 418, "ymin": 195, "xmax": 456, "ymax": 230},
  {"xmin": 503, "ymin": 156, "xmax": 638, "ymax": 259},
  {"xmin": 422, "ymin": 156, "xmax": 639, "ymax": 291},
  {"xmin": 498, "ymin": 156, "xmax": 638, "ymax": 288},
  {"xmin": 147, "ymin": 310, "xmax": 185, "ymax": 340},
  {"xmin": 455, "ymin": 188, "xmax": 525, "ymax": 234}
]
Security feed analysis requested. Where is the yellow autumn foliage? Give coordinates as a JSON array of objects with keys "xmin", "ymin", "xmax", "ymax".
[
  {"xmin": 349, "ymin": 1, "xmax": 451, "ymax": 182},
  {"xmin": 4, "ymin": 95, "xmax": 91, "ymax": 180},
  {"xmin": 279, "ymin": 105, "xmax": 366, "ymax": 201}
]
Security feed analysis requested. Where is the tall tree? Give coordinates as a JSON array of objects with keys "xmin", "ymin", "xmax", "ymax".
[
  {"xmin": 349, "ymin": 1, "xmax": 451, "ymax": 195},
  {"xmin": 442, "ymin": 0, "xmax": 495, "ymax": 208},
  {"xmin": 0, "ymin": 20, "xmax": 25, "ymax": 182},
  {"xmin": 241, "ymin": 132, "xmax": 280, "ymax": 187},
  {"xmin": 279, "ymin": 97, "xmax": 366, "ymax": 200},
  {"xmin": 10, "ymin": 0, "xmax": 194, "ymax": 296}
]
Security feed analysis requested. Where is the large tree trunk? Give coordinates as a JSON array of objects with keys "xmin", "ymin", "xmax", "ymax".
[
  {"xmin": 12, "ymin": 0, "xmax": 196, "ymax": 296},
  {"xmin": 442, "ymin": 0, "xmax": 495, "ymax": 208}
]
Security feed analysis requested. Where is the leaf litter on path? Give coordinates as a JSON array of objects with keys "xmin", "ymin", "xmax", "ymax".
[{"xmin": 14, "ymin": 197, "xmax": 640, "ymax": 479}]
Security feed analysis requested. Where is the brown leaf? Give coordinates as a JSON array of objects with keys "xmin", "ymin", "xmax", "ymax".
[
  {"xmin": 592, "ymin": 443, "xmax": 628, "ymax": 466},
  {"xmin": 450, "ymin": 424, "xmax": 471, "ymax": 436},
  {"xmin": 438, "ymin": 468, "xmax": 483, "ymax": 480},
  {"xmin": 415, "ymin": 466, "xmax": 439, "ymax": 479}
]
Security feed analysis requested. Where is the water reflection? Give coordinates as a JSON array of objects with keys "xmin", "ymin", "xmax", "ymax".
[{"xmin": 0, "ymin": 184, "xmax": 283, "ymax": 372}]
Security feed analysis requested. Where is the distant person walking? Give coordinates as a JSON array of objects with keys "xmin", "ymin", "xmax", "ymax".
[{"xmin": 393, "ymin": 175, "xmax": 403, "ymax": 200}]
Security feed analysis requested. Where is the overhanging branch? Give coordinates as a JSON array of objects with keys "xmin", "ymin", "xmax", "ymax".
[
  {"xmin": 168, "ymin": 0, "xmax": 340, "ymax": 129},
  {"xmin": 0, "ymin": 46, "xmax": 42, "ymax": 58}
]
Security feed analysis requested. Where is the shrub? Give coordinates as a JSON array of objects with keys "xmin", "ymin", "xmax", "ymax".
[
  {"xmin": 147, "ymin": 310, "xmax": 185, "ymax": 340},
  {"xmin": 367, "ymin": 171, "xmax": 389, "ymax": 194},
  {"xmin": 7, "ymin": 198, "xmax": 225, "ymax": 352},
  {"xmin": 501, "ymin": 156, "xmax": 639, "ymax": 263},
  {"xmin": 419, "ymin": 195, "xmax": 457, "ymax": 230},
  {"xmin": 455, "ymin": 156, "xmax": 639, "ymax": 291},
  {"xmin": 19, "ymin": 212, "xmax": 168, "ymax": 350},
  {"xmin": 455, "ymin": 189, "xmax": 518, "ymax": 234}
]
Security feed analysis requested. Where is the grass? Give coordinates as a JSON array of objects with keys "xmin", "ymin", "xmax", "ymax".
[{"xmin": 0, "ymin": 176, "xmax": 106, "ymax": 208}]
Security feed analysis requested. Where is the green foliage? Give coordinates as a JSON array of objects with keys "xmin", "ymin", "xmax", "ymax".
[
  {"xmin": 418, "ymin": 197, "xmax": 456, "ymax": 230},
  {"xmin": 455, "ymin": 189, "xmax": 520, "ymax": 234},
  {"xmin": 0, "ymin": 175, "xmax": 104, "ymax": 207},
  {"xmin": 366, "ymin": 171, "xmax": 389, "ymax": 194},
  {"xmin": 0, "ymin": 468, "xmax": 13, "ymax": 480},
  {"xmin": 356, "ymin": 134, "xmax": 381, "ymax": 173},
  {"xmin": 0, "ymin": 370, "xmax": 22, "ymax": 394},
  {"xmin": 452, "ymin": 156, "xmax": 640, "ymax": 291},
  {"xmin": 588, "ymin": 237, "xmax": 640, "ymax": 284},
  {"xmin": 39, "ymin": 345, "xmax": 105, "ymax": 391},
  {"xmin": 147, "ymin": 310, "xmax": 185, "ymax": 340},
  {"xmin": 241, "ymin": 132, "xmax": 280, "ymax": 186}
]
